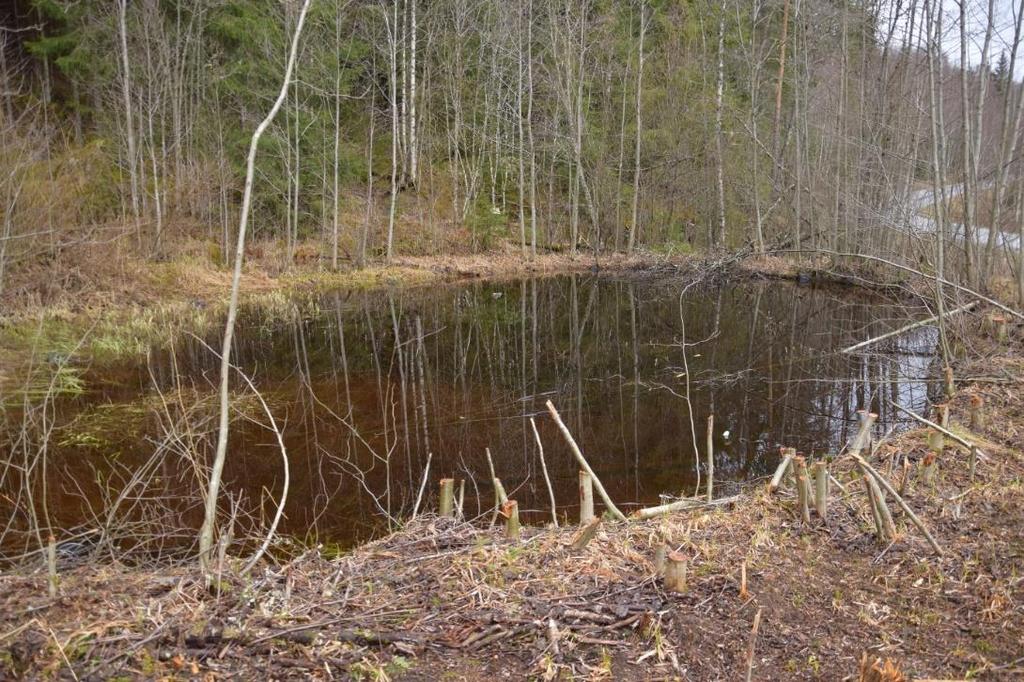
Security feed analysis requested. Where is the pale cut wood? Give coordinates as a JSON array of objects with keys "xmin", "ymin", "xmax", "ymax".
[
  {"xmin": 745, "ymin": 607, "xmax": 763, "ymax": 682},
  {"xmin": 530, "ymin": 417, "xmax": 558, "ymax": 527},
  {"xmin": 861, "ymin": 467, "xmax": 897, "ymax": 540},
  {"xmin": 456, "ymin": 479, "xmax": 466, "ymax": 519},
  {"xmin": 654, "ymin": 544, "xmax": 667, "ymax": 575},
  {"xmin": 943, "ymin": 366, "xmax": 955, "ymax": 400},
  {"xmin": 813, "ymin": 461, "xmax": 829, "ymax": 520},
  {"xmin": 411, "ymin": 453, "xmax": 432, "ymax": 520},
  {"xmin": 664, "ymin": 551, "xmax": 688, "ymax": 593},
  {"xmin": 795, "ymin": 457, "xmax": 811, "ymax": 525},
  {"xmin": 579, "ymin": 470, "xmax": 595, "ymax": 525},
  {"xmin": 849, "ymin": 411, "xmax": 877, "ymax": 458},
  {"xmin": 571, "ymin": 517, "xmax": 601, "ymax": 550},
  {"xmin": 853, "ymin": 454, "xmax": 944, "ymax": 555},
  {"xmin": 769, "ymin": 450, "xmax": 795, "ymax": 492},
  {"xmin": 706, "ymin": 414, "xmax": 715, "ymax": 502},
  {"xmin": 862, "ymin": 475, "xmax": 887, "ymax": 540},
  {"xmin": 889, "ymin": 400, "xmax": 986, "ymax": 458},
  {"xmin": 546, "ymin": 401, "xmax": 626, "ymax": 521},
  {"xmin": 439, "ymin": 479, "xmax": 455, "ymax": 518},
  {"xmin": 969, "ymin": 394, "xmax": 986, "ymax": 431},
  {"xmin": 46, "ymin": 534, "xmax": 57, "ymax": 598},
  {"xmin": 921, "ymin": 451, "xmax": 938, "ymax": 486},
  {"xmin": 634, "ymin": 495, "xmax": 739, "ymax": 520},
  {"xmin": 899, "ymin": 459, "xmax": 912, "ymax": 496},
  {"xmin": 504, "ymin": 500, "xmax": 520, "ymax": 539}
]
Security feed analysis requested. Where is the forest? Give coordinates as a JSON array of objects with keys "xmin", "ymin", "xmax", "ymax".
[
  {"xmin": 1, "ymin": 0, "xmax": 1024, "ymax": 679},
  {"xmin": 0, "ymin": 0, "xmax": 1020, "ymax": 290}
]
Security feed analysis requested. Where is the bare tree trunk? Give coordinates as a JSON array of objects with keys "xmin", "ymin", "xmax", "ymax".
[
  {"xmin": 714, "ymin": 6, "xmax": 726, "ymax": 247},
  {"xmin": 332, "ymin": 0, "xmax": 343, "ymax": 270},
  {"xmin": 982, "ymin": 0, "xmax": 1023, "ymax": 278},
  {"xmin": 118, "ymin": 0, "xmax": 141, "ymax": 239},
  {"xmin": 386, "ymin": 0, "xmax": 399, "ymax": 261},
  {"xmin": 925, "ymin": 0, "xmax": 951, "ymax": 362},
  {"xmin": 517, "ymin": 0, "xmax": 528, "ymax": 256},
  {"xmin": 199, "ymin": 0, "xmax": 314, "ymax": 575},
  {"xmin": 361, "ymin": 81, "xmax": 376, "ymax": 267},
  {"xmin": 409, "ymin": 0, "xmax": 418, "ymax": 185},
  {"xmin": 772, "ymin": 0, "xmax": 791, "ymax": 156},
  {"xmin": 527, "ymin": 0, "xmax": 538, "ymax": 257},
  {"xmin": 627, "ymin": 1, "xmax": 646, "ymax": 255}
]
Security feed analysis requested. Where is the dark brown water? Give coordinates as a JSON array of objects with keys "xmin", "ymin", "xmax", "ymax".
[{"xmin": 5, "ymin": 274, "xmax": 941, "ymax": 554}]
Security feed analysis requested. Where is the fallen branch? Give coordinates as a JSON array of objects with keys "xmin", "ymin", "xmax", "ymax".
[
  {"xmin": 842, "ymin": 302, "xmax": 978, "ymax": 353},
  {"xmin": 888, "ymin": 400, "xmax": 987, "ymax": 458},
  {"xmin": 745, "ymin": 607, "xmax": 763, "ymax": 682},
  {"xmin": 768, "ymin": 248, "xmax": 1024, "ymax": 323},
  {"xmin": 634, "ymin": 495, "xmax": 739, "ymax": 520},
  {"xmin": 411, "ymin": 453, "xmax": 432, "ymax": 520},
  {"xmin": 546, "ymin": 401, "xmax": 626, "ymax": 521},
  {"xmin": 852, "ymin": 454, "xmax": 944, "ymax": 555},
  {"xmin": 530, "ymin": 417, "xmax": 558, "ymax": 527}
]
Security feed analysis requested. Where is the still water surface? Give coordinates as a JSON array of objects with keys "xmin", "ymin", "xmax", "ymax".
[{"xmin": 36, "ymin": 274, "xmax": 940, "ymax": 548}]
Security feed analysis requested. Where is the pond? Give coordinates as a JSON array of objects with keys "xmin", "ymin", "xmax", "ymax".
[{"xmin": 7, "ymin": 273, "xmax": 942, "ymax": 554}]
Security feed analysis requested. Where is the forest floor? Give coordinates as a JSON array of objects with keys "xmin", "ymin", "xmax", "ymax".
[{"xmin": 1, "ymin": 255, "xmax": 1023, "ymax": 679}]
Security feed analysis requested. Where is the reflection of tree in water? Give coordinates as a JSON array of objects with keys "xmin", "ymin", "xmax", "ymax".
[{"xmin": 41, "ymin": 275, "xmax": 937, "ymax": 547}]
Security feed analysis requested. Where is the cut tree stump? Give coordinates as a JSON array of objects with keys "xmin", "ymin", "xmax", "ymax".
[{"xmin": 664, "ymin": 551, "xmax": 688, "ymax": 593}]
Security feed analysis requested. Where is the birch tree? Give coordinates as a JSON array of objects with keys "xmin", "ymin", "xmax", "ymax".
[{"xmin": 199, "ymin": 0, "xmax": 315, "ymax": 575}]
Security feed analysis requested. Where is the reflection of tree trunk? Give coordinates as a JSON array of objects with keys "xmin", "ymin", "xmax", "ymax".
[
  {"xmin": 293, "ymin": 310, "xmax": 326, "ymax": 524},
  {"xmin": 520, "ymin": 281, "xmax": 529, "ymax": 468},
  {"xmin": 334, "ymin": 295, "xmax": 354, "ymax": 421},
  {"xmin": 414, "ymin": 315, "xmax": 432, "ymax": 462},
  {"xmin": 628, "ymin": 283, "xmax": 640, "ymax": 500},
  {"xmin": 780, "ymin": 293, "xmax": 798, "ymax": 441},
  {"xmin": 741, "ymin": 285, "xmax": 763, "ymax": 475},
  {"xmin": 389, "ymin": 297, "xmax": 413, "ymax": 487}
]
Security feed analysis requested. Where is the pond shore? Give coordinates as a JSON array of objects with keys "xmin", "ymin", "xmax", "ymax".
[
  {"xmin": 0, "ymin": 246, "xmax": 703, "ymax": 375},
  {"xmin": 2, "ymin": 253, "xmax": 1022, "ymax": 679}
]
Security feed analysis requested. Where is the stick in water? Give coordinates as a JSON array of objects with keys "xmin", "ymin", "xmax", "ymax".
[
  {"xmin": 545, "ymin": 401, "xmax": 626, "ymax": 521},
  {"xmin": 530, "ymin": 417, "xmax": 558, "ymax": 527},
  {"xmin": 706, "ymin": 415, "xmax": 715, "ymax": 502},
  {"xmin": 411, "ymin": 453, "xmax": 432, "ymax": 519},
  {"xmin": 841, "ymin": 302, "xmax": 977, "ymax": 354}
]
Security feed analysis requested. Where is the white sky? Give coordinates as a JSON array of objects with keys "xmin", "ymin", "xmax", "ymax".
[{"xmin": 879, "ymin": 0, "xmax": 1024, "ymax": 72}]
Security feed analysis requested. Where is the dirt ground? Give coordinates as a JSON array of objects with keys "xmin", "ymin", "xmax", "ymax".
[{"xmin": 1, "ymin": 258, "xmax": 1022, "ymax": 680}]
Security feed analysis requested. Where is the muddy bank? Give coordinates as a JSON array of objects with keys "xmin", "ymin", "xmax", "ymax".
[{"xmin": 2, "ymin": 301, "xmax": 1022, "ymax": 679}]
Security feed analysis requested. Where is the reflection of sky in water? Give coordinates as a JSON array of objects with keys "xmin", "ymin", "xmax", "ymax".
[{"xmin": 33, "ymin": 276, "xmax": 942, "ymax": 545}]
